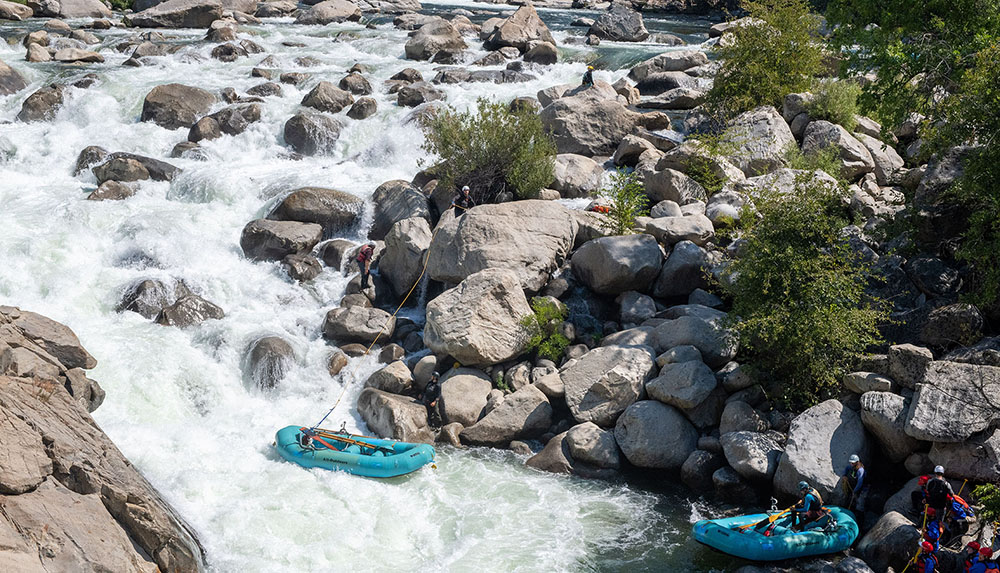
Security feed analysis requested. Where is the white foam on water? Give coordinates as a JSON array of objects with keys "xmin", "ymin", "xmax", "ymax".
[{"xmin": 0, "ymin": 15, "xmax": 707, "ymax": 572}]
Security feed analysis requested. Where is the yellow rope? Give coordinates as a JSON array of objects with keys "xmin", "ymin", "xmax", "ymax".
[{"xmin": 314, "ymin": 204, "xmax": 458, "ymax": 426}]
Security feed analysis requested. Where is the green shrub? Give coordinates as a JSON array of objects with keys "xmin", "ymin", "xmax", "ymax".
[
  {"xmin": 725, "ymin": 173, "xmax": 887, "ymax": 408},
  {"xmin": 683, "ymin": 135, "xmax": 738, "ymax": 194},
  {"xmin": 807, "ymin": 80, "xmax": 862, "ymax": 131},
  {"xmin": 108, "ymin": 0, "xmax": 132, "ymax": 9},
  {"xmin": 972, "ymin": 484, "xmax": 1000, "ymax": 523},
  {"xmin": 707, "ymin": 0, "xmax": 825, "ymax": 118},
  {"xmin": 595, "ymin": 169, "xmax": 649, "ymax": 235},
  {"xmin": 420, "ymin": 98, "xmax": 556, "ymax": 205},
  {"xmin": 784, "ymin": 142, "xmax": 847, "ymax": 186},
  {"xmin": 520, "ymin": 298, "xmax": 571, "ymax": 363}
]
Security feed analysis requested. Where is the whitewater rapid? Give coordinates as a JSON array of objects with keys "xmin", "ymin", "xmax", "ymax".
[{"xmin": 0, "ymin": 4, "xmax": 731, "ymax": 571}]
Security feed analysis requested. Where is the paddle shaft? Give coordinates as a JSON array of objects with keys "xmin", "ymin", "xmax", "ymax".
[
  {"xmin": 301, "ymin": 428, "xmax": 392, "ymax": 453},
  {"xmin": 738, "ymin": 506, "xmax": 795, "ymax": 531}
]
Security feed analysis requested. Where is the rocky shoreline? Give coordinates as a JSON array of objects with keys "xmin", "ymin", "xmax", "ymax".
[
  {"xmin": 0, "ymin": 306, "xmax": 205, "ymax": 571},
  {"xmin": 2, "ymin": 0, "xmax": 998, "ymax": 571}
]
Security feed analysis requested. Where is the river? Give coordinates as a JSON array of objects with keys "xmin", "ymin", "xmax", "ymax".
[{"xmin": 0, "ymin": 3, "xmax": 743, "ymax": 570}]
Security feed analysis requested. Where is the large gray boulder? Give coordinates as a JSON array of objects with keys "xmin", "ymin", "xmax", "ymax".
[
  {"xmin": 719, "ymin": 106, "xmax": 794, "ymax": 177},
  {"xmin": 31, "ymin": 0, "xmax": 113, "ymax": 16},
  {"xmin": 614, "ymin": 400, "xmax": 698, "ymax": 469},
  {"xmin": 653, "ymin": 315, "xmax": 738, "ymax": 368},
  {"xmin": 928, "ymin": 428, "xmax": 1000, "ymax": 482},
  {"xmin": 642, "ymin": 215, "xmax": 714, "ymax": 247},
  {"xmin": 551, "ymin": 154, "xmax": 604, "ymax": 198},
  {"xmin": 140, "ymin": 83, "xmax": 217, "ymax": 130},
  {"xmin": 646, "ymin": 360, "xmax": 717, "ymax": 410},
  {"xmin": 904, "ymin": 360, "xmax": 1000, "ymax": 442},
  {"xmin": 364, "ymin": 360, "xmax": 413, "ymax": 395},
  {"xmin": 245, "ymin": 336, "xmax": 294, "ymax": 390},
  {"xmin": 357, "ymin": 388, "xmax": 433, "ymax": 443},
  {"xmin": 322, "ymin": 306, "xmax": 395, "ymax": 345},
  {"xmin": 2, "ymin": 0, "xmax": 36, "ymax": 19},
  {"xmin": 460, "ymin": 385, "xmax": 552, "ymax": 446},
  {"xmin": 562, "ymin": 345, "xmax": 656, "ymax": 427},
  {"xmin": 301, "ymin": 81, "xmax": 355, "ymax": 114},
  {"xmin": 423, "ymin": 268, "xmax": 533, "ymax": 365},
  {"xmin": 855, "ymin": 132, "xmax": 904, "ymax": 186},
  {"xmin": 8, "ymin": 311, "xmax": 98, "ymax": 371},
  {"xmin": 240, "ymin": 219, "xmax": 322, "ymax": 261},
  {"xmin": 629, "ymin": 51, "xmax": 709, "ymax": 82},
  {"xmin": 888, "ymin": 343, "xmax": 933, "ymax": 389},
  {"xmin": 566, "ymin": 421, "xmax": 621, "ymax": 469},
  {"xmin": 570, "ymin": 235, "xmax": 662, "ymax": 295},
  {"xmin": 426, "ymin": 201, "xmax": 577, "ymax": 291},
  {"xmin": 17, "ymin": 85, "xmax": 65, "ymax": 123},
  {"xmin": 295, "ymin": 0, "xmax": 361, "ymax": 24},
  {"xmin": 268, "ymin": 187, "xmax": 363, "ymax": 236},
  {"xmin": 802, "ymin": 120, "xmax": 875, "ymax": 181},
  {"xmin": 0, "ymin": 59, "xmax": 28, "ymax": 96},
  {"xmin": 438, "ymin": 368, "xmax": 492, "ymax": 427},
  {"xmin": 773, "ymin": 399, "xmax": 870, "ymax": 503},
  {"xmin": 127, "ymin": 0, "xmax": 223, "ymax": 28},
  {"xmin": 719, "ymin": 400, "xmax": 769, "ymax": 434},
  {"xmin": 643, "ymin": 168, "xmax": 708, "ymax": 206},
  {"xmin": 721, "ymin": 431, "xmax": 784, "ymax": 483},
  {"xmin": 155, "ymin": 295, "xmax": 225, "ymax": 327},
  {"xmin": 587, "ymin": 5, "xmax": 648, "ymax": 42},
  {"xmin": 540, "ymin": 81, "xmax": 667, "ymax": 156},
  {"xmin": 404, "ymin": 19, "xmax": 466, "ymax": 62},
  {"xmin": 369, "ymin": 180, "xmax": 430, "ymax": 241},
  {"xmin": 652, "ymin": 240, "xmax": 711, "ymax": 298},
  {"xmin": 483, "ymin": 4, "xmax": 554, "ymax": 52},
  {"xmin": 283, "ymin": 112, "xmax": 343, "ymax": 156},
  {"xmin": 380, "ymin": 217, "xmax": 432, "ymax": 298},
  {"xmin": 860, "ymin": 391, "xmax": 921, "ymax": 463},
  {"xmin": 525, "ymin": 431, "xmax": 573, "ymax": 474},
  {"xmin": 681, "ymin": 449, "xmax": 726, "ymax": 491},
  {"xmin": 855, "ymin": 512, "xmax": 920, "ymax": 573}
]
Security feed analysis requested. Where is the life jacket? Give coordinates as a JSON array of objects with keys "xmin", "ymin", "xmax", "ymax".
[
  {"xmin": 985, "ymin": 561, "xmax": 999, "ymax": 571},
  {"xmin": 918, "ymin": 553, "xmax": 938, "ymax": 573},
  {"xmin": 950, "ymin": 494, "xmax": 974, "ymax": 519},
  {"xmin": 924, "ymin": 519, "xmax": 942, "ymax": 550},
  {"xmin": 967, "ymin": 556, "xmax": 980, "ymax": 573},
  {"xmin": 356, "ymin": 245, "xmax": 373, "ymax": 263}
]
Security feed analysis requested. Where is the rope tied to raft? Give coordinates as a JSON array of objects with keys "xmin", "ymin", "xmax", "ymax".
[{"xmin": 310, "ymin": 203, "xmax": 463, "ymax": 431}]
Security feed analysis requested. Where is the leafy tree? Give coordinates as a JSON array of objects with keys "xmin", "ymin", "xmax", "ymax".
[
  {"xmin": 725, "ymin": 174, "xmax": 888, "ymax": 407},
  {"xmin": 783, "ymin": 142, "xmax": 847, "ymax": 187},
  {"xmin": 826, "ymin": 0, "xmax": 1000, "ymax": 132},
  {"xmin": 972, "ymin": 484, "xmax": 1000, "ymax": 524},
  {"xmin": 595, "ymin": 169, "xmax": 649, "ymax": 236},
  {"xmin": 520, "ymin": 298, "xmax": 571, "ymax": 364},
  {"xmin": 420, "ymin": 98, "xmax": 556, "ymax": 205},
  {"xmin": 707, "ymin": 0, "xmax": 826, "ymax": 118}
]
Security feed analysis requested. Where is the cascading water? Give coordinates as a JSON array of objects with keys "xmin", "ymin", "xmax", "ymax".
[{"xmin": 1, "ymin": 3, "xmax": 737, "ymax": 570}]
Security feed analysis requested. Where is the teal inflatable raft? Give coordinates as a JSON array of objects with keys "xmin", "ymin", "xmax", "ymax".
[
  {"xmin": 274, "ymin": 425, "xmax": 435, "ymax": 478},
  {"xmin": 692, "ymin": 506, "xmax": 859, "ymax": 561}
]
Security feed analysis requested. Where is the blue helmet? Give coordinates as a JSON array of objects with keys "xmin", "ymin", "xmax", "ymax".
[{"xmin": 798, "ymin": 481, "xmax": 810, "ymax": 491}]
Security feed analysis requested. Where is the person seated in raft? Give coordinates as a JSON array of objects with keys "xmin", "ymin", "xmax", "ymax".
[
  {"xmin": 963, "ymin": 541, "xmax": 982, "ymax": 573},
  {"xmin": 923, "ymin": 507, "xmax": 944, "ymax": 552},
  {"xmin": 970, "ymin": 548, "xmax": 998, "ymax": 573},
  {"xmin": 299, "ymin": 432, "xmax": 314, "ymax": 449},
  {"xmin": 839, "ymin": 454, "xmax": 868, "ymax": 512},
  {"xmin": 912, "ymin": 475, "xmax": 930, "ymax": 514},
  {"xmin": 582, "ymin": 65, "xmax": 595, "ymax": 86},
  {"xmin": 791, "ymin": 481, "xmax": 827, "ymax": 531},
  {"xmin": 917, "ymin": 541, "xmax": 938, "ymax": 573},
  {"xmin": 418, "ymin": 371, "xmax": 442, "ymax": 428}
]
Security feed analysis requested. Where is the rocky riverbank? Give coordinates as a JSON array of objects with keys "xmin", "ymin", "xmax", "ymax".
[{"xmin": 0, "ymin": 306, "xmax": 205, "ymax": 571}]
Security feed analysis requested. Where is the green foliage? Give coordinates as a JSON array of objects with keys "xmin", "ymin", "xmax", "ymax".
[
  {"xmin": 784, "ymin": 142, "xmax": 846, "ymax": 186},
  {"xmin": 707, "ymin": 0, "xmax": 826, "ymax": 117},
  {"xmin": 725, "ymin": 174, "xmax": 888, "ymax": 408},
  {"xmin": 108, "ymin": 0, "xmax": 132, "ymax": 9},
  {"xmin": 421, "ymin": 98, "xmax": 556, "ymax": 204},
  {"xmin": 826, "ymin": 0, "xmax": 1000, "ymax": 133},
  {"xmin": 972, "ymin": 484, "xmax": 1000, "ymax": 523},
  {"xmin": 807, "ymin": 80, "xmax": 862, "ymax": 131},
  {"xmin": 596, "ymin": 169, "xmax": 649, "ymax": 235},
  {"xmin": 495, "ymin": 372, "xmax": 511, "ymax": 393},
  {"xmin": 520, "ymin": 298, "xmax": 571, "ymax": 364}
]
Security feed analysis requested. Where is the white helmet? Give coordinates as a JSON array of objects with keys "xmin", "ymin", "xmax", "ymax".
[{"xmin": 934, "ymin": 465, "xmax": 945, "ymax": 474}]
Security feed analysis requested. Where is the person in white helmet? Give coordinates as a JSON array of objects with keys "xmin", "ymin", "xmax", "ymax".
[
  {"xmin": 926, "ymin": 465, "xmax": 954, "ymax": 516},
  {"xmin": 839, "ymin": 453, "xmax": 868, "ymax": 511},
  {"xmin": 452, "ymin": 185, "xmax": 474, "ymax": 211}
]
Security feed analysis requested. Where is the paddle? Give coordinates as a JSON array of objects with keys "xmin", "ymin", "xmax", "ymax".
[
  {"xmin": 737, "ymin": 506, "xmax": 795, "ymax": 532},
  {"xmin": 300, "ymin": 427, "xmax": 394, "ymax": 454}
]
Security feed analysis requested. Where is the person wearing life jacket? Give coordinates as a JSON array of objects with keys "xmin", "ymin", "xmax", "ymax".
[
  {"xmin": 299, "ymin": 431, "xmax": 313, "ymax": 449},
  {"xmin": 963, "ymin": 541, "xmax": 982, "ymax": 572},
  {"xmin": 793, "ymin": 481, "xmax": 826, "ymax": 530},
  {"xmin": 926, "ymin": 466, "xmax": 954, "ymax": 516},
  {"xmin": 355, "ymin": 242, "xmax": 375, "ymax": 289},
  {"xmin": 582, "ymin": 65, "xmax": 595, "ymax": 86},
  {"xmin": 913, "ymin": 475, "xmax": 930, "ymax": 514},
  {"xmin": 923, "ymin": 507, "xmax": 944, "ymax": 552},
  {"xmin": 840, "ymin": 454, "xmax": 868, "ymax": 511},
  {"xmin": 917, "ymin": 541, "xmax": 938, "ymax": 573},
  {"xmin": 452, "ymin": 185, "xmax": 474, "ymax": 211},
  {"xmin": 945, "ymin": 494, "xmax": 976, "ymax": 545},
  {"xmin": 970, "ymin": 548, "xmax": 998, "ymax": 573}
]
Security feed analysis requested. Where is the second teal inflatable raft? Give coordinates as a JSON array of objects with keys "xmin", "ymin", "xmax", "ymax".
[
  {"xmin": 274, "ymin": 425, "xmax": 435, "ymax": 478},
  {"xmin": 692, "ymin": 506, "xmax": 859, "ymax": 561}
]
